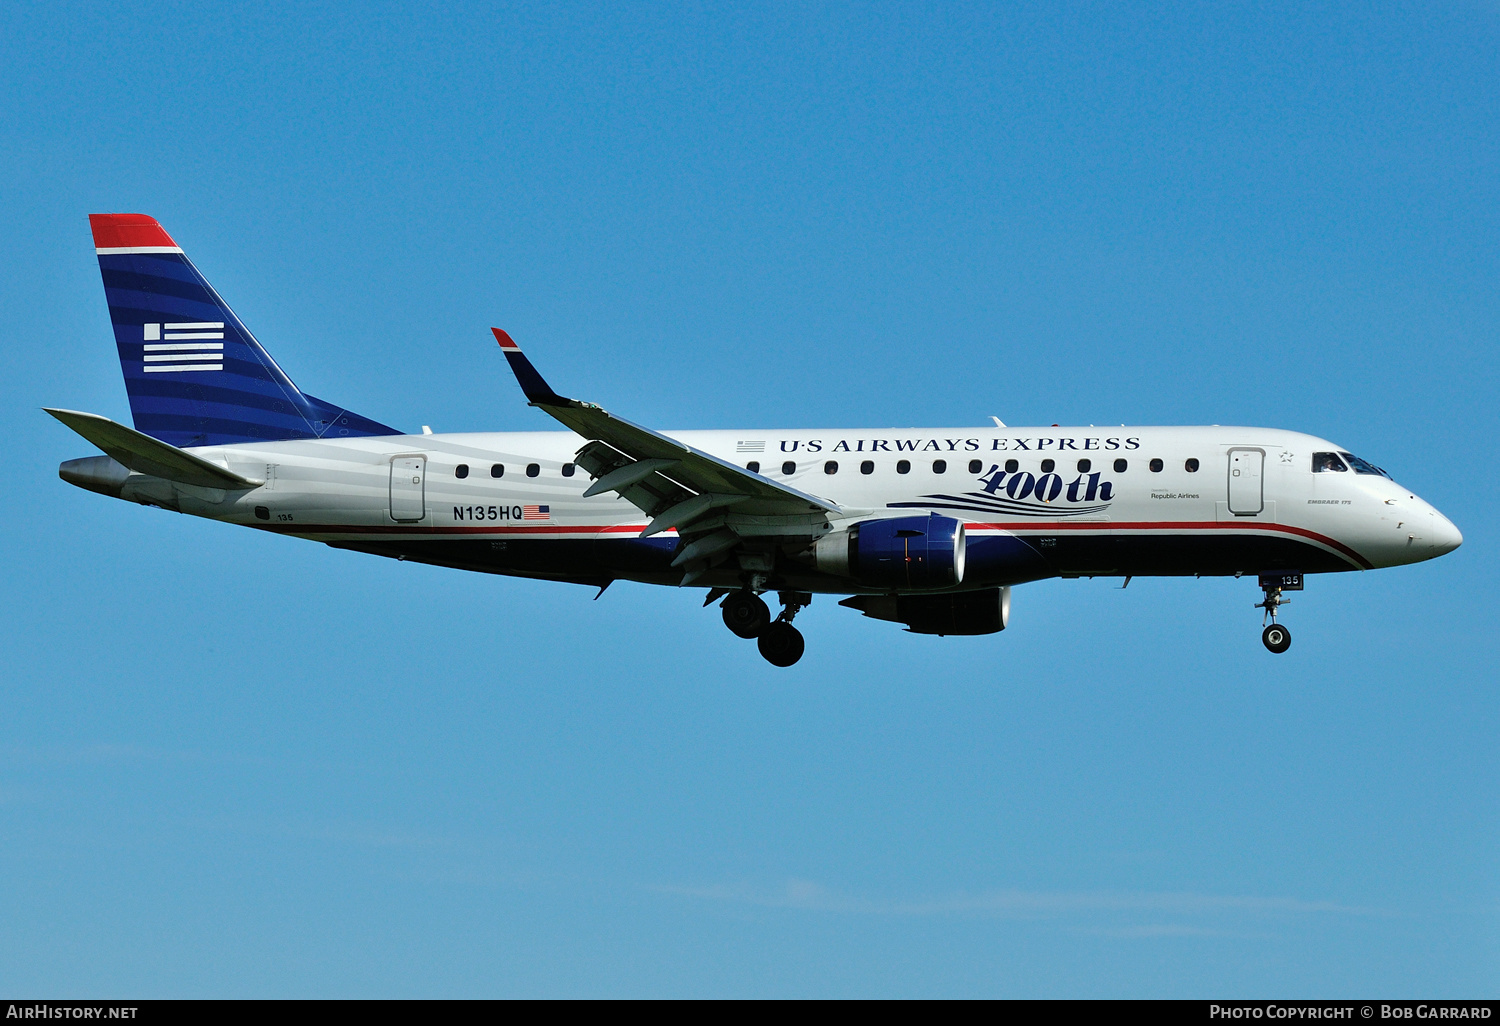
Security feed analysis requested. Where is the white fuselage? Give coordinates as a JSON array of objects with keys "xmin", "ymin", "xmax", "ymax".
[{"xmin": 86, "ymin": 423, "xmax": 1460, "ymax": 593}]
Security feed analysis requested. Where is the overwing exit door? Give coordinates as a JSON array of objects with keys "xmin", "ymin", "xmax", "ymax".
[
  {"xmin": 390, "ymin": 456, "xmax": 426, "ymax": 522},
  {"xmin": 1227, "ymin": 448, "xmax": 1264, "ymax": 516}
]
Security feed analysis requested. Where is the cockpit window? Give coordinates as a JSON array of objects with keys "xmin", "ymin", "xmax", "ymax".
[
  {"xmin": 1339, "ymin": 451, "xmax": 1391, "ymax": 478},
  {"xmin": 1312, "ymin": 452, "xmax": 1348, "ymax": 473}
]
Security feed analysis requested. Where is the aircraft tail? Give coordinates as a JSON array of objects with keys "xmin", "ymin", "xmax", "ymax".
[{"xmin": 89, "ymin": 213, "xmax": 399, "ymax": 448}]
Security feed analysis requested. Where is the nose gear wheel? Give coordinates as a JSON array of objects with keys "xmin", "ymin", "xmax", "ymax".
[{"xmin": 1262, "ymin": 623, "xmax": 1292, "ymax": 654}]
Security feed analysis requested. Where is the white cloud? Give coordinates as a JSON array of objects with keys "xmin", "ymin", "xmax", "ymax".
[
  {"xmin": 1077, "ymin": 924, "xmax": 1275, "ymax": 940},
  {"xmin": 653, "ymin": 879, "xmax": 1379, "ymax": 926}
]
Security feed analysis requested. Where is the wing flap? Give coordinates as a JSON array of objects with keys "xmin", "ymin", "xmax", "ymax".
[{"xmin": 573, "ymin": 441, "xmax": 695, "ymax": 520}]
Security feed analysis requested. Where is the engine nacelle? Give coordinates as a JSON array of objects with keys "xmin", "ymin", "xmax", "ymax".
[
  {"xmin": 841, "ymin": 587, "xmax": 1011, "ymax": 636},
  {"xmin": 813, "ymin": 515, "xmax": 966, "ymax": 590}
]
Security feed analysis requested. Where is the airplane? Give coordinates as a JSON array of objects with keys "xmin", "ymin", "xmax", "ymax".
[{"xmin": 49, "ymin": 213, "xmax": 1463, "ymax": 667}]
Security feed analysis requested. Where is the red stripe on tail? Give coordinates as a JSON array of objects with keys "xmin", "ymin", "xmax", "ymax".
[{"xmin": 89, "ymin": 213, "xmax": 178, "ymax": 249}]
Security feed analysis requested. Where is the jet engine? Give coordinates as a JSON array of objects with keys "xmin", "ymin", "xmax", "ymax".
[
  {"xmin": 812, "ymin": 514, "xmax": 966, "ymax": 589},
  {"xmin": 840, "ymin": 587, "xmax": 1011, "ymax": 636}
]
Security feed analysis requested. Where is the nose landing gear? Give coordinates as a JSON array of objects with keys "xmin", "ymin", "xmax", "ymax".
[
  {"xmin": 1256, "ymin": 573, "xmax": 1301, "ymax": 654},
  {"xmin": 1262, "ymin": 622, "xmax": 1291, "ymax": 654},
  {"xmin": 716, "ymin": 589, "xmax": 809, "ymax": 666}
]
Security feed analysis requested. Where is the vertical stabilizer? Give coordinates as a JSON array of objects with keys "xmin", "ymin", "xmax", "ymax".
[{"xmin": 90, "ymin": 213, "xmax": 398, "ymax": 447}]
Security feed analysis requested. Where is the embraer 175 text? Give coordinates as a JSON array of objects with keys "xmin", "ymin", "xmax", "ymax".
[{"xmin": 51, "ymin": 214, "xmax": 1462, "ymax": 666}]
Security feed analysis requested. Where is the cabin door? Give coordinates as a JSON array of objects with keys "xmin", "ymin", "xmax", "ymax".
[
  {"xmin": 1226, "ymin": 448, "xmax": 1264, "ymax": 516},
  {"xmin": 390, "ymin": 456, "xmax": 426, "ymax": 522}
]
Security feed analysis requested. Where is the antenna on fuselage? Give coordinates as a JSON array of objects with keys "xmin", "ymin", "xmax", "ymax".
[{"xmin": 990, "ymin": 416, "xmax": 1005, "ymax": 428}]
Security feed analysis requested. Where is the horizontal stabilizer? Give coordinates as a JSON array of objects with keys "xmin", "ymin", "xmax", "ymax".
[{"xmin": 45, "ymin": 408, "xmax": 263, "ymax": 489}]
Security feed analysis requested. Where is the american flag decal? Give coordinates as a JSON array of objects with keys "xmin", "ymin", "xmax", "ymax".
[
  {"xmin": 522, "ymin": 504, "xmax": 550, "ymax": 520},
  {"xmin": 736, "ymin": 440, "xmax": 765, "ymax": 453},
  {"xmin": 142, "ymin": 322, "xmax": 226, "ymax": 373}
]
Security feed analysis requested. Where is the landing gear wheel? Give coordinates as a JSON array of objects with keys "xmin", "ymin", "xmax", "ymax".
[
  {"xmin": 757, "ymin": 622, "xmax": 805, "ymax": 667},
  {"xmin": 722, "ymin": 591, "xmax": 771, "ymax": 639},
  {"xmin": 1262, "ymin": 623, "xmax": 1292, "ymax": 654}
]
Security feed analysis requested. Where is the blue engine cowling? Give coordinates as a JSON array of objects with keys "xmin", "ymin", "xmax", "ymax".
[{"xmin": 817, "ymin": 515, "xmax": 967, "ymax": 589}]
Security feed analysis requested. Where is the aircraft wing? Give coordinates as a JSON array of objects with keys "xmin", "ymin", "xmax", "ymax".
[{"xmin": 493, "ymin": 329, "xmax": 842, "ymax": 568}]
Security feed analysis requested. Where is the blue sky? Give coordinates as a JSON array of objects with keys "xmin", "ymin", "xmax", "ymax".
[{"xmin": 2, "ymin": 1, "xmax": 1496, "ymax": 996}]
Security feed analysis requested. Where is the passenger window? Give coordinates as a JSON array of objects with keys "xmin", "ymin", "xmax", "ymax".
[
  {"xmin": 860, "ymin": 461, "xmax": 874, "ymax": 475},
  {"xmin": 1312, "ymin": 452, "xmax": 1349, "ymax": 473},
  {"xmin": 1185, "ymin": 458, "xmax": 1199, "ymax": 473},
  {"xmin": 896, "ymin": 460, "xmax": 910, "ymax": 474},
  {"xmin": 455, "ymin": 464, "xmax": 469, "ymax": 479},
  {"xmin": 782, "ymin": 461, "xmax": 796, "ymax": 475},
  {"xmin": 967, "ymin": 459, "xmax": 981, "ymax": 474},
  {"xmin": 1040, "ymin": 459, "xmax": 1055, "ymax": 473},
  {"xmin": 526, "ymin": 463, "xmax": 540, "ymax": 478},
  {"xmin": 1077, "ymin": 458, "xmax": 1091, "ymax": 473},
  {"xmin": 1149, "ymin": 458, "xmax": 1163, "ymax": 473},
  {"xmin": 824, "ymin": 461, "xmax": 838, "ymax": 475},
  {"xmin": 561, "ymin": 463, "xmax": 576, "ymax": 478},
  {"xmin": 490, "ymin": 463, "xmax": 504, "ymax": 478},
  {"xmin": 1004, "ymin": 459, "xmax": 1019, "ymax": 473},
  {"xmin": 1114, "ymin": 459, "xmax": 1128, "ymax": 473},
  {"xmin": 746, "ymin": 461, "xmax": 760, "ymax": 473},
  {"xmin": 933, "ymin": 460, "xmax": 948, "ymax": 474}
]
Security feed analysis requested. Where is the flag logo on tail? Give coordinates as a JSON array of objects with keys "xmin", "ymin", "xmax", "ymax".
[
  {"xmin": 522, "ymin": 505, "xmax": 550, "ymax": 520},
  {"xmin": 142, "ymin": 322, "xmax": 226, "ymax": 374}
]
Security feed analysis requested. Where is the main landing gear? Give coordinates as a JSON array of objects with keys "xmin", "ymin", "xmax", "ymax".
[
  {"xmin": 721, "ymin": 590, "xmax": 770, "ymax": 639},
  {"xmin": 718, "ymin": 589, "xmax": 808, "ymax": 667},
  {"xmin": 1255, "ymin": 573, "xmax": 1302, "ymax": 654}
]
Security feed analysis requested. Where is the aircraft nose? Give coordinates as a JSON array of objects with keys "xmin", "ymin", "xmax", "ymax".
[{"xmin": 1431, "ymin": 510, "xmax": 1463, "ymax": 556}]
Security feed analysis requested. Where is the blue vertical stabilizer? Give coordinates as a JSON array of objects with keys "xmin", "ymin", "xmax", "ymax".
[{"xmin": 90, "ymin": 213, "xmax": 399, "ymax": 448}]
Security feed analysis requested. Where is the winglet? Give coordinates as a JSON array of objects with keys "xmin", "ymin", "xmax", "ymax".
[{"xmin": 492, "ymin": 328, "xmax": 572, "ymax": 407}]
